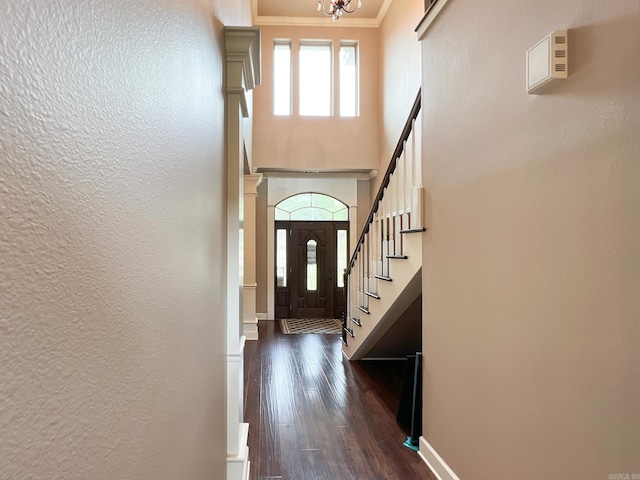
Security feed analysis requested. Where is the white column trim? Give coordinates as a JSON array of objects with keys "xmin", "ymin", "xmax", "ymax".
[
  {"xmin": 226, "ymin": 423, "xmax": 250, "ymax": 480},
  {"xmin": 225, "ymin": 26, "xmax": 260, "ymax": 480},
  {"xmin": 243, "ymin": 284, "xmax": 259, "ymax": 340},
  {"xmin": 243, "ymin": 173, "xmax": 262, "ymax": 339},
  {"xmin": 244, "ymin": 173, "xmax": 263, "ymax": 195},
  {"xmin": 226, "ymin": 338, "xmax": 249, "ymax": 480}
]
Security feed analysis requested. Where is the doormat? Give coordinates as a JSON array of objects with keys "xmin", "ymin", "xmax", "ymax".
[{"xmin": 280, "ymin": 318, "xmax": 342, "ymax": 335}]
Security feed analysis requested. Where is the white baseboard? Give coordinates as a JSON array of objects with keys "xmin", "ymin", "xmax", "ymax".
[
  {"xmin": 227, "ymin": 423, "xmax": 250, "ymax": 480},
  {"xmin": 243, "ymin": 320, "xmax": 259, "ymax": 341},
  {"xmin": 244, "ymin": 330, "xmax": 258, "ymax": 341},
  {"xmin": 256, "ymin": 313, "xmax": 268, "ymax": 320},
  {"xmin": 418, "ymin": 437, "xmax": 461, "ymax": 480}
]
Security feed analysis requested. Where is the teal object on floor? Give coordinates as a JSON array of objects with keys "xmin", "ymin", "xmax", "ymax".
[{"xmin": 403, "ymin": 437, "xmax": 419, "ymax": 452}]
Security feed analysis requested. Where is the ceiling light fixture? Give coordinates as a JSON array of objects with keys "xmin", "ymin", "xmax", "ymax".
[{"xmin": 317, "ymin": 0, "xmax": 362, "ymax": 21}]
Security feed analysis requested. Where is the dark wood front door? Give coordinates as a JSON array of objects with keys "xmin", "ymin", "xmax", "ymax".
[
  {"xmin": 275, "ymin": 221, "xmax": 348, "ymax": 319},
  {"xmin": 291, "ymin": 222, "xmax": 333, "ymax": 318}
]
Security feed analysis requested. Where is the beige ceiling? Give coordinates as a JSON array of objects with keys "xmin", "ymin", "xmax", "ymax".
[{"xmin": 253, "ymin": 0, "xmax": 391, "ymax": 27}]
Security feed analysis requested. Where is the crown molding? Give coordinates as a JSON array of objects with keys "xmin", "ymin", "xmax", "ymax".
[
  {"xmin": 260, "ymin": 169, "xmax": 376, "ymax": 180},
  {"xmin": 225, "ymin": 27, "xmax": 261, "ymax": 89},
  {"xmin": 254, "ymin": 15, "xmax": 378, "ymax": 28},
  {"xmin": 375, "ymin": 0, "xmax": 393, "ymax": 26},
  {"xmin": 225, "ymin": 27, "xmax": 261, "ymax": 117},
  {"xmin": 244, "ymin": 173, "xmax": 264, "ymax": 195},
  {"xmin": 252, "ymin": 0, "xmax": 393, "ymax": 28}
]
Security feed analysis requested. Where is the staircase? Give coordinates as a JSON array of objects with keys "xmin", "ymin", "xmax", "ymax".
[{"xmin": 342, "ymin": 90, "xmax": 425, "ymax": 360}]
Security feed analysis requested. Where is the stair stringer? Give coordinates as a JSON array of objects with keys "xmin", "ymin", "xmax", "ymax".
[{"xmin": 343, "ymin": 232, "xmax": 423, "ymax": 360}]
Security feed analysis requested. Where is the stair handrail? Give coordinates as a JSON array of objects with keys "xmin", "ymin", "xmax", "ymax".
[{"xmin": 346, "ymin": 89, "xmax": 421, "ymax": 274}]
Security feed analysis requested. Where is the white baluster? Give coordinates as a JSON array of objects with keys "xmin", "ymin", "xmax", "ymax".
[
  {"xmin": 414, "ymin": 114, "xmax": 423, "ymax": 229},
  {"xmin": 363, "ymin": 235, "xmax": 369, "ymax": 311},
  {"xmin": 399, "ymin": 144, "xmax": 406, "ymax": 254},
  {"xmin": 371, "ymin": 219, "xmax": 376, "ymax": 291},
  {"xmin": 404, "ymin": 136, "xmax": 411, "ymax": 230},
  {"xmin": 368, "ymin": 226, "xmax": 372, "ymax": 284},
  {"xmin": 384, "ymin": 186, "xmax": 391, "ymax": 271}
]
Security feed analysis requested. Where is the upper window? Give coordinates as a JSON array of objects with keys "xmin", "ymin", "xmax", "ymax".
[
  {"xmin": 299, "ymin": 42, "xmax": 332, "ymax": 117},
  {"xmin": 273, "ymin": 40, "xmax": 292, "ymax": 115},
  {"xmin": 339, "ymin": 42, "xmax": 358, "ymax": 117},
  {"xmin": 275, "ymin": 193, "xmax": 348, "ymax": 221},
  {"xmin": 273, "ymin": 40, "xmax": 359, "ymax": 117}
]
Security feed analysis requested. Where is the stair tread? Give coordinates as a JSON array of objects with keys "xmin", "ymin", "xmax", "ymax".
[
  {"xmin": 357, "ymin": 305, "xmax": 370, "ymax": 314},
  {"xmin": 364, "ymin": 291, "xmax": 380, "ymax": 299},
  {"xmin": 387, "ymin": 254, "xmax": 408, "ymax": 259},
  {"xmin": 350, "ymin": 317, "xmax": 362, "ymax": 327},
  {"xmin": 399, "ymin": 227, "xmax": 427, "ymax": 234},
  {"xmin": 374, "ymin": 275, "xmax": 393, "ymax": 282}
]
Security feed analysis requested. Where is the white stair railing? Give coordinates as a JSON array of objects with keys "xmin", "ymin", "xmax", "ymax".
[{"xmin": 342, "ymin": 90, "xmax": 424, "ymax": 344}]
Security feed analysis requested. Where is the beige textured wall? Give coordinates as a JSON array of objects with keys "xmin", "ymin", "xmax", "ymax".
[
  {"xmin": 0, "ymin": 0, "xmax": 250, "ymax": 479},
  {"xmin": 253, "ymin": 25, "xmax": 379, "ymax": 171},
  {"xmin": 357, "ymin": 178, "xmax": 372, "ymax": 238},
  {"xmin": 374, "ymin": 0, "xmax": 423, "ymax": 195},
  {"xmin": 421, "ymin": 1, "xmax": 640, "ymax": 478}
]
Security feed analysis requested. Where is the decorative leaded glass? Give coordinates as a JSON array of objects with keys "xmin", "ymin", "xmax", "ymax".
[{"xmin": 275, "ymin": 193, "xmax": 348, "ymax": 221}]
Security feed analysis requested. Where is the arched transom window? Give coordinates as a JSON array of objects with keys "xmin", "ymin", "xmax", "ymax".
[{"xmin": 275, "ymin": 193, "xmax": 348, "ymax": 221}]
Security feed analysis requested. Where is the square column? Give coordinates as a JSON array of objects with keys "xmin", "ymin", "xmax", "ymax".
[
  {"xmin": 243, "ymin": 173, "xmax": 263, "ymax": 340},
  {"xmin": 225, "ymin": 26, "xmax": 260, "ymax": 480}
]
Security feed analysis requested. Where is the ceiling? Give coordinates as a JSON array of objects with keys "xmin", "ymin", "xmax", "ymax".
[{"xmin": 253, "ymin": 0, "xmax": 392, "ymax": 27}]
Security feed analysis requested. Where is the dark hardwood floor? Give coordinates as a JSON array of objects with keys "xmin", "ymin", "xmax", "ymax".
[{"xmin": 243, "ymin": 320, "xmax": 436, "ymax": 480}]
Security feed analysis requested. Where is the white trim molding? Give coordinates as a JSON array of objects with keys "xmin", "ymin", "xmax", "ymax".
[
  {"xmin": 254, "ymin": 15, "xmax": 378, "ymax": 28},
  {"xmin": 243, "ymin": 284, "xmax": 259, "ymax": 340},
  {"xmin": 418, "ymin": 437, "xmax": 461, "ymax": 480},
  {"xmin": 227, "ymin": 423, "xmax": 250, "ymax": 480},
  {"xmin": 226, "ymin": 338, "xmax": 248, "ymax": 480},
  {"xmin": 415, "ymin": 0, "xmax": 452, "ymax": 41},
  {"xmin": 252, "ymin": 0, "xmax": 392, "ymax": 28},
  {"xmin": 225, "ymin": 27, "xmax": 261, "ymax": 116}
]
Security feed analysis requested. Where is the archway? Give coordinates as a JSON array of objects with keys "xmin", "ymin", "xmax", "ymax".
[{"xmin": 274, "ymin": 193, "xmax": 349, "ymax": 319}]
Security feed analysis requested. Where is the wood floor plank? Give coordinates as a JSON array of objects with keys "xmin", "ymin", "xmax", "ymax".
[
  {"xmin": 245, "ymin": 320, "xmax": 436, "ymax": 480},
  {"xmin": 278, "ymin": 424, "xmax": 306, "ymax": 480},
  {"xmin": 258, "ymin": 344, "xmax": 282, "ymax": 478}
]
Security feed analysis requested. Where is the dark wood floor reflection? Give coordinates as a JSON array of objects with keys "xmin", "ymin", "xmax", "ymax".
[{"xmin": 243, "ymin": 320, "xmax": 435, "ymax": 480}]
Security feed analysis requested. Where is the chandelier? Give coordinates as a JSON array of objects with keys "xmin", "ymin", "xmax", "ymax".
[{"xmin": 317, "ymin": 0, "xmax": 362, "ymax": 21}]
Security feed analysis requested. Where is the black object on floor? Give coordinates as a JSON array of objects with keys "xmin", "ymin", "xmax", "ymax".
[{"xmin": 396, "ymin": 352, "xmax": 423, "ymax": 448}]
